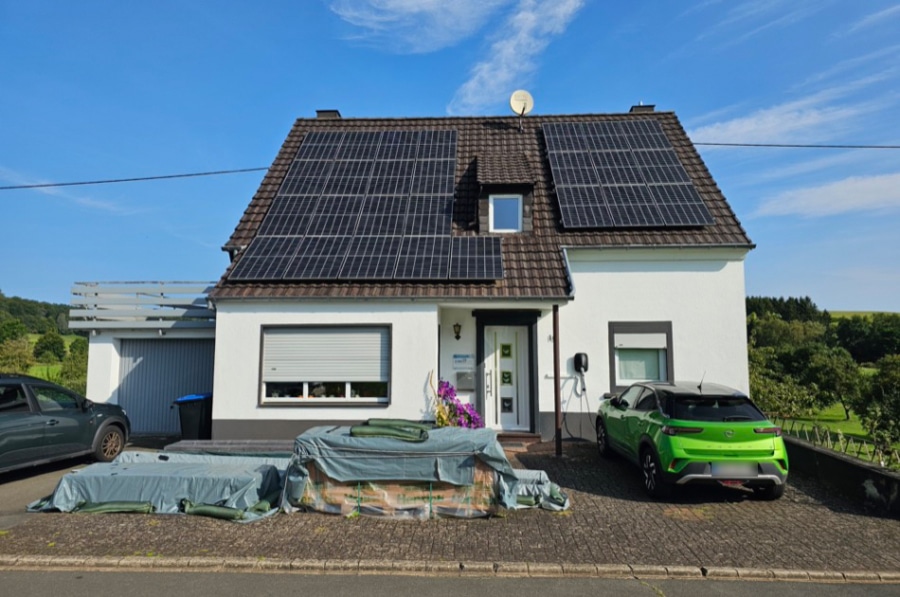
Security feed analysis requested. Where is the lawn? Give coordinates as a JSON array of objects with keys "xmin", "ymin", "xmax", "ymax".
[{"xmin": 783, "ymin": 403, "xmax": 870, "ymax": 441}]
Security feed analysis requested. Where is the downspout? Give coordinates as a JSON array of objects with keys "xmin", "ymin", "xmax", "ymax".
[{"xmin": 553, "ymin": 304, "xmax": 562, "ymax": 457}]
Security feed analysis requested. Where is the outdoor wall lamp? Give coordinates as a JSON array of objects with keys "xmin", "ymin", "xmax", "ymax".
[{"xmin": 453, "ymin": 322, "xmax": 462, "ymax": 340}]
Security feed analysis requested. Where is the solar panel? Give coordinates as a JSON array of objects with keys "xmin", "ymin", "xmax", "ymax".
[
  {"xmin": 543, "ymin": 120, "xmax": 714, "ymax": 229},
  {"xmin": 228, "ymin": 255, "xmax": 295, "ymax": 281},
  {"xmin": 283, "ymin": 237, "xmax": 352, "ymax": 280},
  {"xmin": 226, "ymin": 128, "xmax": 502, "ymax": 283},
  {"xmin": 394, "ymin": 237, "xmax": 451, "ymax": 279},
  {"xmin": 339, "ymin": 237, "xmax": 402, "ymax": 279},
  {"xmin": 449, "ymin": 238, "xmax": 503, "ymax": 280}
]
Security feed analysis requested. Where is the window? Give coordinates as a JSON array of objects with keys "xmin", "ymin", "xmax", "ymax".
[
  {"xmin": 608, "ymin": 322, "xmax": 673, "ymax": 391},
  {"xmin": 32, "ymin": 386, "xmax": 80, "ymax": 411},
  {"xmin": 261, "ymin": 326, "xmax": 390, "ymax": 405},
  {"xmin": 489, "ymin": 194, "xmax": 522, "ymax": 232},
  {"xmin": 633, "ymin": 389, "xmax": 658, "ymax": 412},
  {"xmin": 0, "ymin": 383, "xmax": 30, "ymax": 414}
]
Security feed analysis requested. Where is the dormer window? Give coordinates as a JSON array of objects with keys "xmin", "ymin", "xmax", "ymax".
[{"xmin": 489, "ymin": 194, "xmax": 523, "ymax": 233}]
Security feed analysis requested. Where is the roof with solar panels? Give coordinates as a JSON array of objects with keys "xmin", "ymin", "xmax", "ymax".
[{"xmin": 210, "ymin": 104, "xmax": 753, "ymax": 300}]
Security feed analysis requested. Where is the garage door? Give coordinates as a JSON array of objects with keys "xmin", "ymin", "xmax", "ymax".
[{"xmin": 118, "ymin": 339, "xmax": 215, "ymax": 434}]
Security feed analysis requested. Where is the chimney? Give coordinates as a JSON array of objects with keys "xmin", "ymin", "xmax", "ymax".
[
  {"xmin": 629, "ymin": 103, "xmax": 655, "ymax": 113},
  {"xmin": 316, "ymin": 109, "xmax": 342, "ymax": 119}
]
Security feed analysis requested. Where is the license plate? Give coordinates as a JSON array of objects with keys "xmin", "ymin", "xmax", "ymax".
[{"xmin": 711, "ymin": 463, "xmax": 756, "ymax": 478}]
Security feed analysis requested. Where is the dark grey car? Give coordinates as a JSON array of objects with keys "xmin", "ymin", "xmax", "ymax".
[{"xmin": 0, "ymin": 374, "xmax": 130, "ymax": 474}]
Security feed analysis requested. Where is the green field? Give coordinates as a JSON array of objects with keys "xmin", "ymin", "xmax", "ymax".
[
  {"xmin": 24, "ymin": 334, "xmax": 81, "ymax": 380},
  {"xmin": 783, "ymin": 403, "xmax": 870, "ymax": 441},
  {"xmin": 828, "ymin": 310, "xmax": 898, "ymax": 319}
]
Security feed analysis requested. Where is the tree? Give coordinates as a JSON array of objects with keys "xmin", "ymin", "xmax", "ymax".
[
  {"xmin": 0, "ymin": 338, "xmax": 36, "ymax": 373},
  {"xmin": 799, "ymin": 345, "xmax": 864, "ymax": 420},
  {"xmin": 856, "ymin": 355, "xmax": 900, "ymax": 451},
  {"xmin": 58, "ymin": 338, "xmax": 88, "ymax": 394},
  {"xmin": 749, "ymin": 312, "xmax": 825, "ymax": 349},
  {"xmin": 0, "ymin": 317, "xmax": 28, "ymax": 343},
  {"xmin": 748, "ymin": 345, "xmax": 817, "ymax": 418},
  {"xmin": 33, "ymin": 328, "xmax": 66, "ymax": 362},
  {"xmin": 68, "ymin": 336, "xmax": 88, "ymax": 357}
]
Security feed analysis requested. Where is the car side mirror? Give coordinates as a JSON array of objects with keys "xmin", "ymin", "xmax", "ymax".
[
  {"xmin": 82, "ymin": 398, "xmax": 94, "ymax": 412},
  {"xmin": 618, "ymin": 399, "xmax": 629, "ymax": 409}
]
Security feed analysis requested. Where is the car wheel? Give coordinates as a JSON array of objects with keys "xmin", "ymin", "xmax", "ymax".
[
  {"xmin": 641, "ymin": 447, "xmax": 671, "ymax": 499},
  {"xmin": 94, "ymin": 426, "xmax": 125, "ymax": 462},
  {"xmin": 596, "ymin": 419, "xmax": 612, "ymax": 457},
  {"xmin": 752, "ymin": 483, "xmax": 785, "ymax": 501}
]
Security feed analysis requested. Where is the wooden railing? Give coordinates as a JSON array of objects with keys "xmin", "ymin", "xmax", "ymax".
[{"xmin": 69, "ymin": 281, "xmax": 216, "ymax": 331}]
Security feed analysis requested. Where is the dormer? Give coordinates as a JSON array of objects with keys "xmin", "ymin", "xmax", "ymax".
[{"xmin": 475, "ymin": 152, "xmax": 535, "ymax": 234}]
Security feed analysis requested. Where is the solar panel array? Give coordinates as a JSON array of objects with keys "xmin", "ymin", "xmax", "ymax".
[
  {"xmin": 229, "ymin": 129, "xmax": 503, "ymax": 282},
  {"xmin": 542, "ymin": 120, "xmax": 715, "ymax": 229}
]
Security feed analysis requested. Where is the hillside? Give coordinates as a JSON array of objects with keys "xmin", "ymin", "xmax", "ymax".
[{"xmin": 0, "ymin": 290, "xmax": 71, "ymax": 334}]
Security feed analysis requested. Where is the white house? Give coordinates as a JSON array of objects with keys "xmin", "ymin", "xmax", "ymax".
[{"xmin": 74, "ymin": 106, "xmax": 753, "ymax": 440}]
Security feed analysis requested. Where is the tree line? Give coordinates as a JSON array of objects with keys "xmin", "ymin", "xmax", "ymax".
[
  {"xmin": 0, "ymin": 289, "xmax": 87, "ymax": 393},
  {"xmin": 0, "ymin": 289, "xmax": 71, "ymax": 335},
  {"xmin": 747, "ymin": 296, "xmax": 900, "ymax": 451}
]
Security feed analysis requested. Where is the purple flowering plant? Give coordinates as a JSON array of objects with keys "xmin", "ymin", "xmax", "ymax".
[{"xmin": 433, "ymin": 378, "xmax": 484, "ymax": 429}]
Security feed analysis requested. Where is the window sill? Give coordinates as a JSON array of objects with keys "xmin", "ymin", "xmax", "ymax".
[{"xmin": 261, "ymin": 397, "xmax": 389, "ymax": 407}]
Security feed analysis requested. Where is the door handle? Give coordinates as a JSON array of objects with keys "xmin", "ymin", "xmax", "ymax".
[
  {"xmin": 46, "ymin": 419, "xmax": 59, "ymax": 426},
  {"xmin": 486, "ymin": 371, "xmax": 492, "ymax": 396}
]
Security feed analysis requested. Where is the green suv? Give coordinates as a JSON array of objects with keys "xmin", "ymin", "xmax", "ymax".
[{"xmin": 596, "ymin": 381, "xmax": 788, "ymax": 500}]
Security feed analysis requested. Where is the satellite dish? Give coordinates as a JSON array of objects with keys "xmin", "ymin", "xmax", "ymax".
[{"xmin": 509, "ymin": 90, "xmax": 534, "ymax": 116}]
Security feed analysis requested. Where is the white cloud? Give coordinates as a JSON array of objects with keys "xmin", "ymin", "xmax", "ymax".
[
  {"xmin": 696, "ymin": 0, "xmax": 821, "ymax": 43},
  {"xmin": 843, "ymin": 4, "xmax": 900, "ymax": 36},
  {"xmin": 755, "ymin": 172, "xmax": 900, "ymax": 217},
  {"xmin": 447, "ymin": 0, "xmax": 585, "ymax": 115},
  {"xmin": 796, "ymin": 45, "xmax": 900, "ymax": 88},
  {"xmin": 0, "ymin": 165, "xmax": 131, "ymax": 214},
  {"xmin": 329, "ymin": 0, "xmax": 510, "ymax": 53},
  {"xmin": 688, "ymin": 76, "xmax": 892, "ymax": 146}
]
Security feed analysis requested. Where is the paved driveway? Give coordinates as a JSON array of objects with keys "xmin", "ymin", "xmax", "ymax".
[{"xmin": 1, "ymin": 443, "xmax": 898, "ymax": 573}]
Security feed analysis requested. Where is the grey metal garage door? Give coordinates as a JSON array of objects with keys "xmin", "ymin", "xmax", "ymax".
[{"xmin": 118, "ymin": 339, "xmax": 215, "ymax": 434}]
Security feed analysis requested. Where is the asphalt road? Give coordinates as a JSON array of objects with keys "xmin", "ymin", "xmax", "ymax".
[
  {"xmin": 0, "ymin": 571, "xmax": 897, "ymax": 597},
  {"xmin": 0, "ymin": 458, "xmax": 85, "ymax": 530}
]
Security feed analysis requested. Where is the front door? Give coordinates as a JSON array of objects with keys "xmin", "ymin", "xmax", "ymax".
[{"xmin": 483, "ymin": 326, "xmax": 530, "ymax": 431}]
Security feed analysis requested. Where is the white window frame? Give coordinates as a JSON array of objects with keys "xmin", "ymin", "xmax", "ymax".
[
  {"xmin": 260, "ymin": 325, "xmax": 391, "ymax": 406},
  {"xmin": 489, "ymin": 194, "xmax": 523, "ymax": 233}
]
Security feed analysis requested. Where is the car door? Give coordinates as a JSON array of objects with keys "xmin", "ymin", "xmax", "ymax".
[
  {"xmin": 623, "ymin": 388, "xmax": 660, "ymax": 459},
  {"xmin": 0, "ymin": 382, "xmax": 46, "ymax": 470},
  {"xmin": 28, "ymin": 383, "xmax": 94, "ymax": 458},
  {"xmin": 605, "ymin": 385, "xmax": 644, "ymax": 455}
]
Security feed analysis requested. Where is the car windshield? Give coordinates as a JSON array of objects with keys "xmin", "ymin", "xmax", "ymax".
[{"xmin": 668, "ymin": 395, "xmax": 766, "ymax": 422}]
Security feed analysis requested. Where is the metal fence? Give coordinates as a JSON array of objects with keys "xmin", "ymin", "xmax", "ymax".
[{"xmin": 774, "ymin": 417, "xmax": 900, "ymax": 470}]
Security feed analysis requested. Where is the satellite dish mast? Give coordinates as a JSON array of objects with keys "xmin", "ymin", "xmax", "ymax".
[{"xmin": 509, "ymin": 89, "xmax": 534, "ymax": 132}]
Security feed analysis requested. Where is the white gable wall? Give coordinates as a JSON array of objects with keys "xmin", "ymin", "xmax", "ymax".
[
  {"xmin": 212, "ymin": 300, "xmax": 440, "ymax": 434},
  {"xmin": 550, "ymin": 247, "xmax": 750, "ymax": 422}
]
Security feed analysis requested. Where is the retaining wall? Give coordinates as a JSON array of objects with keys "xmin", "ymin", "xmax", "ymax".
[{"xmin": 785, "ymin": 436, "xmax": 900, "ymax": 518}]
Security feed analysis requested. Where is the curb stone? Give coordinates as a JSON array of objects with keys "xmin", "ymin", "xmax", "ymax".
[{"xmin": 0, "ymin": 556, "xmax": 898, "ymax": 582}]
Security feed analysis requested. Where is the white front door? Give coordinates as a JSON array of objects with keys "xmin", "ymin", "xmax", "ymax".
[{"xmin": 484, "ymin": 326, "xmax": 530, "ymax": 431}]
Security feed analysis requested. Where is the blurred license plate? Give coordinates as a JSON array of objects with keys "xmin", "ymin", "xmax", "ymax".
[{"xmin": 711, "ymin": 463, "xmax": 756, "ymax": 478}]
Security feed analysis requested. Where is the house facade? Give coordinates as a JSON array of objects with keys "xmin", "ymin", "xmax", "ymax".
[{"xmin": 202, "ymin": 106, "xmax": 753, "ymax": 441}]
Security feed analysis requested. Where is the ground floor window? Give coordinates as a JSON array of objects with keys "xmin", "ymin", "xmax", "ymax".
[
  {"xmin": 608, "ymin": 322, "xmax": 673, "ymax": 391},
  {"xmin": 261, "ymin": 325, "xmax": 390, "ymax": 405}
]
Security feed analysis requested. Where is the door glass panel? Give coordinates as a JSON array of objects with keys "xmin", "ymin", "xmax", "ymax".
[
  {"xmin": 0, "ymin": 384, "xmax": 30, "ymax": 414},
  {"xmin": 33, "ymin": 387, "xmax": 80, "ymax": 412}
]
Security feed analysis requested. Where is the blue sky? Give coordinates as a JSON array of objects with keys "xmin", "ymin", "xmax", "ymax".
[{"xmin": 1, "ymin": 1, "xmax": 899, "ymax": 311}]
